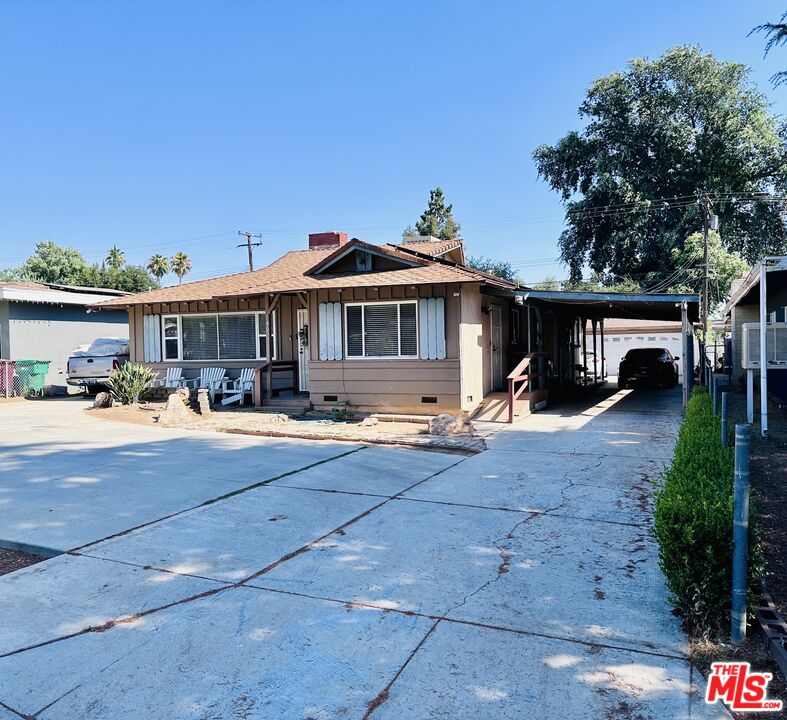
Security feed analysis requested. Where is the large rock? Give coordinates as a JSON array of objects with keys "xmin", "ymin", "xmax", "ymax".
[
  {"xmin": 360, "ymin": 417, "xmax": 379, "ymax": 427},
  {"xmin": 92, "ymin": 392, "xmax": 113, "ymax": 409},
  {"xmin": 428, "ymin": 413, "xmax": 474, "ymax": 436},
  {"xmin": 158, "ymin": 393, "xmax": 192, "ymax": 426}
]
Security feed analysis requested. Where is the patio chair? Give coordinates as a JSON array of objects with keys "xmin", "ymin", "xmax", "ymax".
[
  {"xmin": 150, "ymin": 367, "xmax": 184, "ymax": 388},
  {"xmin": 220, "ymin": 367, "xmax": 255, "ymax": 406},
  {"xmin": 184, "ymin": 367, "xmax": 227, "ymax": 402}
]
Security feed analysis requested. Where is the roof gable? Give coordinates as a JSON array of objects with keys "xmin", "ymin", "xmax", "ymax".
[{"xmin": 305, "ymin": 239, "xmax": 427, "ymax": 276}]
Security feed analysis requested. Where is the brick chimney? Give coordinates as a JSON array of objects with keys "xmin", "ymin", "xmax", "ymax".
[{"xmin": 308, "ymin": 231, "xmax": 348, "ymax": 250}]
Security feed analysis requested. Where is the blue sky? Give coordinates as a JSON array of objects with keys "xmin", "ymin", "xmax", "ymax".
[{"xmin": 1, "ymin": 1, "xmax": 786, "ymax": 286}]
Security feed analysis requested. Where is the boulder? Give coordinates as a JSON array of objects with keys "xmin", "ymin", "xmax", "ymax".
[
  {"xmin": 360, "ymin": 417, "xmax": 379, "ymax": 427},
  {"xmin": 428, "ymin": 413, "xmax": 474, "ymax": 436},
  {"xmin": 92, "ymin": 391, "xmax": 113, "ymax": 409},
  {"xmin": 159, "ymin": 393, "xmax": 192, "ymax": 426}
]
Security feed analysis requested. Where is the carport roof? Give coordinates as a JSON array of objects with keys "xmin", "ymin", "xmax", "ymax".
[{"xmin": 515, "ymin": 289, "xmax": 700, "ymax": 322}]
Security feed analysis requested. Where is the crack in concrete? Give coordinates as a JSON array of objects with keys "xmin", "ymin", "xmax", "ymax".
[
  {"xmin": 0, "ymin": 456, "xmax": 469, "ymax": 661},
  {"xmin": 0, "ymin": 700, "xmax": 33, "ymax": 720},
  {"xmin": 68, "ymin": 446, "xmax": 367, "ymax": 554}
]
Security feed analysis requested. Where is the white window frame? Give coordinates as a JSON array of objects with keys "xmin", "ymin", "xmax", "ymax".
[
  {"xmin": 160, "ymin": 311, "xmax": 277, "ymax": 362},
  {"xmin": 344, "ymin": 300, "xmax": 419, "ymax": 360}
]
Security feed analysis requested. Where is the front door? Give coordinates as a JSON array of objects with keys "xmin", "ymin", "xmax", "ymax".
[
  {"xmin": 297, "ymin": 308, "xmax": 310, "ymax": 393},
  {"xmin": 490, "ymin": 305, "xmax": 504, "ymax": 390}
]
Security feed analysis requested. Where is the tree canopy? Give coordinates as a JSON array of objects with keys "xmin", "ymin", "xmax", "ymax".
[
  {"xmin": 533, "ymin": 46, "xmax": 787, "ymax": 287},
  {"xmin": 465, "ymin": 256, "xmax": 519, "ymax": 283},
  {"xmin": 170, "ymin": 252, "xmax": 192, "ymax": 284},
  {"xmin": 404, "ymin": 187, "xmax": 461, "ymax": 241},
  {"xmin": 751, "ymin": 11, "xmax": 787, "ymax": 86},
  {"xmin": 5, "ymin": 241, "xmax": 157, "ymax": 292}
]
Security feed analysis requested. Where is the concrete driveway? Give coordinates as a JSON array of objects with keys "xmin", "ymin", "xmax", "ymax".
[{"xmin": 0, "ymin": 391, "xmax": 728, "ymax": 719}]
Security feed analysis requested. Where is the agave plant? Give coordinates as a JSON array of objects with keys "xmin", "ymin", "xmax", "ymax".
[{"xmin": 106, "ymin": 363, "xmax": 156, "ymax": 405}]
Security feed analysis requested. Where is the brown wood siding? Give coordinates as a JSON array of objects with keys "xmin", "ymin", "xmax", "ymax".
[{"xmin": 309, "ymin": 359, "xmax": 461, "ymax": 413}]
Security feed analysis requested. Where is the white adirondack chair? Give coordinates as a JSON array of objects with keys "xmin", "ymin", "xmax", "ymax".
[
  {"xmin": 221, "ymin": 368, "xmax": 255, "ymax": 406},
  {"xmin": 184, "ymin": 367, "xmax": 227, "ymax": 402},
  {"xmin": 150, "ymin": 367, "xmax": 183, "ymax": 388}
]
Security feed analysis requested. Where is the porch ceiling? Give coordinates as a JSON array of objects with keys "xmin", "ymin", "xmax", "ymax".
[{"xmin": 515, "ymin": 289, "xmax": 700, "ymax": 322}]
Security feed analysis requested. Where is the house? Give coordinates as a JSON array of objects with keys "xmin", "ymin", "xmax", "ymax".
[
  {"xmin": 94, "ymin": 233, "xmax": 527, "ymax": 415},
  {"xmin": 94, "ymin": 232, "xmax": 700, "ymax": 417},
  {"xmin": 722, "ymin": 257, "xmax": 787, "ymax": 416},
  {"xmin": 0, "ymin": 282, "xmax": 130, "ymax": 392}
]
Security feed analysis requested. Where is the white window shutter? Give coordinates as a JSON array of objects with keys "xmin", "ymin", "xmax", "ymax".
[
  {"xmin": 143, "ymin": 315, "xmax": 162, "ymax": 362},
  {"xmin": 419, "ymin": 298, "xmax": 445, "ymax": 360},
  {"xmin": 318, "ymin": 302, "xmax": 342, "ymax": 360}
]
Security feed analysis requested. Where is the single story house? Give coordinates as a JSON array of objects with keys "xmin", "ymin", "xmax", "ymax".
[
  {"xmin": 94, "ymin": 232, "xmax": 699, "ymax": 417},
  {"xmin": 0, "ymin": 282, "xmax": 130, "ymax": 392},
  {"xmin": 722, "ymin": 256, "xmax": 787, "ymax": 405}
]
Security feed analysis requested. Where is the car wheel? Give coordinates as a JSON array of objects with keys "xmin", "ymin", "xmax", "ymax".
[{"xmin": 618, "ymin": 376, "xmax": 627, "ymax": 389}]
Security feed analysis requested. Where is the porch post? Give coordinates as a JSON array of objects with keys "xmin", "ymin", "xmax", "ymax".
[
  {"xmin": 592, "ymin": 319, "xmax": 598, "ymax": 384},
  {"xmin": 582, "ymin": 317, "xmax": 588, "ymax": 386},
  {"xmin": 264, "ymin": 294, "xmax": 273, "ymax": 403},
  {"xmin": 600, "ymin": 318, "xmax": 606, "ymax": 380}
]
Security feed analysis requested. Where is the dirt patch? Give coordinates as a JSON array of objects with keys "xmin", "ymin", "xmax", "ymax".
[
  {"xmin": 726, "ymin": 391, "xmax": 787, "ymax": 617},
  {"xmin": 85, "ymin": 402, "xmax": 201, "ymax": 426},
  {"xmin": 87, "ymin": 404, "xmax": 486, "ymax": 452},
  {"xmin": 0, "ymin": 548, "xmax": 45, "ymax": 576}
]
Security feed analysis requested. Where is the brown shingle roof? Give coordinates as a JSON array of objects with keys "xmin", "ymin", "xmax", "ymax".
[
  {"xmin": 394, "ymin": 238, "xmax": 463, "ymax": 258},
  {"xmin": 93, "ymin": 243, "xmax": 515, "ymax": 308}
]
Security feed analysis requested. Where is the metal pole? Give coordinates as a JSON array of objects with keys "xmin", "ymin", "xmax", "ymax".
[
  {"xmin": 731, "ymin": 424, "xmax": 751, "ymax": 645},
  {"xmin": 759, "ymin": 262, "xmax": 768, "ymax": 437},
  {"xmin": 681, "ymin": 301, "xmax": 689, "ymax": 409},
  {"xmin": 721, "ymin": 392, "xmax": 728, "ymax": 446},
  {"xmin": 712, "ymin": 374, "xmax": 717, "ymax": 415},
  {"xmin": 747, "ymin": 368, "xmax": 754, "ymax": 423}
]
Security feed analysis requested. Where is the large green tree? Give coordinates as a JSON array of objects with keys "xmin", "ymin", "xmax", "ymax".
[
  {"xmin": 751, "ymin": 12, "xmax": 787, "ymax": 86},
  {"xmin": 465, "ymin": 256, "xmax": 519, "ymax": 283},
  {"xmin": 404, "ymin": 187, "xmax": 461, "ymax": 240},
  {"xmin": 533, "ymin": 46, "xmax": 787, "ymax": 287},
  {"xmin": 170, "ymin": 252, "xmax": 192, "ymax": 284},
  {"xmin": 18, "ymin": 241, "xmax": 88, "ymax": 285},
  {"xmin": 6, "ymin": 241, "xmax": 157, "ymax": 292}
]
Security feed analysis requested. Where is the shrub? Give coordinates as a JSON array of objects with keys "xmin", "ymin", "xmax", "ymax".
[
  {"xmin": 106, "ymin": 362, "xmax": 156, "ymax": 405},
  {"xmin": 654, "ymin": 388, "xmax": 761, "ymax": 637}
]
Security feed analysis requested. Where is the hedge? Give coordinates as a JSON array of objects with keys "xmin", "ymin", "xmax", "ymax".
[{"xmin": 653, "ymin": 388, "xmax": 761, "ymax": 636}]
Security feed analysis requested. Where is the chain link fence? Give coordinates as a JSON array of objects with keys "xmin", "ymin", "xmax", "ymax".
[{"xmin": 0, "ymin": 360, "xmax": 51, "ymax": 398}]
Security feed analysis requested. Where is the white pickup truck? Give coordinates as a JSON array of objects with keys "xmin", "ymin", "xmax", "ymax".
[{"xmin": 67, "ymin": 337, "xmax": 129, "ymax": 392}]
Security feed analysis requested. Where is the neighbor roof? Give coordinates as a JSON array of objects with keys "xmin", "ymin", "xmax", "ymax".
[
  {"xmin": 393, "ymin": 238, "xmax": 464, "ymax": 259},
  {"xmin": 93, "ymin": 240, "xmax": 515, "ymax": 309},
  {"xmin": 0, "ymin": 282, "xmax": 129, "ymax": 306}
]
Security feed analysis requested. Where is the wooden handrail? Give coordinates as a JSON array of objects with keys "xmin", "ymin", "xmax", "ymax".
[{"xmin": 507, "ymin": 351, "xmax": 549, "ymax": 423}]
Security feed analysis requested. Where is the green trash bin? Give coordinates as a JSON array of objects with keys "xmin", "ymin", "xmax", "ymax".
[{"xmin": 15, "ymin": 360, "xmax": 50, "ymax": 396}]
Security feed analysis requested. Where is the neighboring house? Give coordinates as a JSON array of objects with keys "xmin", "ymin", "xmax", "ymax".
[
  {"xmin": 95, "ymin": 232, "xmax": 699, "ymax": 416},
  {"xmin": 0, "ymin": 282, "xmax": 130, "ymax": 392},
  {"xmin": 722, "ymin": 256, "xmax": 787, "ymax": 395},
  {"xmin": 587, "ymin": 318, "xmax": 695, "ymax": 380}
]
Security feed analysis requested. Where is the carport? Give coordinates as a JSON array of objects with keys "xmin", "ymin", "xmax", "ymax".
[{"xmin": 513, "ymin": 289, "xmax": 700, "ymax": 409}]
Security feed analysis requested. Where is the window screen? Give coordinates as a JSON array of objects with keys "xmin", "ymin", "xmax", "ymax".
[
  {"xmin": 219, "ymin": 314, "xmax": 256, "ymax": 359},
  {"xmin": 163, "ymin": 316, "xmax": 179, "ymax": 360},
  {"xmin": 364, "ymin": 304, "xmax": 399, "ymax": 356},
  {"xmin": 399, "ymin": 303, "xmax": 417, "ymax": 356},
  {"xmin": 345, "ymin": 302, "xmax": 418, "ymax": 358},
  {"xmin": 182, "ymin": 315, "xmax": 218, "ymax": 360},
  {"xmin": 346, "ymin": 306, "xmax": 363, "ymax": 357}
]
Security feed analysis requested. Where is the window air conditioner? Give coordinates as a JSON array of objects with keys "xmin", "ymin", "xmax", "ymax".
[{"xmin": 742, "ymin": 322, "xmax": 787, "ymax": 369}]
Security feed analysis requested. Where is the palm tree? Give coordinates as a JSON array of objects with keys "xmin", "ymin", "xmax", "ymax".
[
  {"xmin": 170, "ymin": 252, "xmax": 192, "ymax": 285},
  {"xmin": 146, "ymin": 254, "xmax": 170, "ymax": 284},
  {"xmin": 106, "ymin": 245, "xmax": 125, "ymax": 270}
]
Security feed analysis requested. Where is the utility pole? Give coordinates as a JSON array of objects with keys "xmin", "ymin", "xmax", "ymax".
[
  {"xmin": 237, "ymin": 231, "xmax": 263, "ymax": 272},
  {"xmin": 700, "ymin": 193, "xmax": 711, "ymax": 384}
]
